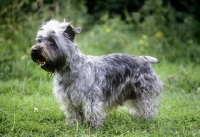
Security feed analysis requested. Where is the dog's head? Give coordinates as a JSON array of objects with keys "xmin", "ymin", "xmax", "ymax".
[{"xmin": 31, "ymin": 20, "xmax": 81, "ymax": 73}]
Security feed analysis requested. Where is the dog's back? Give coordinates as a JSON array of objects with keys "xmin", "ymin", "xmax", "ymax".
[{"xmin": 89, "ymin": 54, "xmax": 162, "ymax": 110}]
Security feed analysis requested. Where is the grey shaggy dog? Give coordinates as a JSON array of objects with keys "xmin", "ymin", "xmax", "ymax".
[{"xmin": 31, "ymin": 20, "xmax": 163, "ymax": 128}]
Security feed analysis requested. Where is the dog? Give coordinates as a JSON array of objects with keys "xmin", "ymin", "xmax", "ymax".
[{"xmin": 31, "ymin": 20, "xmax": 162, "ymax": 128}]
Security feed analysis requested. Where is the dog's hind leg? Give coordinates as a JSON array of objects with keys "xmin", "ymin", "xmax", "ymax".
[
  {"xmin": 130, "ymin": 72, "xmax": 162, "ymax": 118},
  {"xmin": 132, "ymin": 90, "xmax": 159, "ymax": 118},
  {"xmin": 124, "ymin": 92, "xmax": 158, "ymax": 118}
]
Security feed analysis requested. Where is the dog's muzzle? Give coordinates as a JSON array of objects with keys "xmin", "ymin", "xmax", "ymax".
[{"xmin": 31, "ymin": 46, "xmax": 46, "ymax": 67}]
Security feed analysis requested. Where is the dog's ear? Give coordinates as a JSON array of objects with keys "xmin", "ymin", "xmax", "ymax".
[{"xmin": 64, "ymin": 25, "xmax": 81, "ymax": 41}]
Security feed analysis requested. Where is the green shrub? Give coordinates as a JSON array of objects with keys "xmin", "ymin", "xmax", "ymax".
[
  {"xmin": 130, "ymin": 0, "xmax": 200, "ymax": 63},
  {"xmin": 79, "ymin": 15, "xmax": 137, "ymax": 55}
]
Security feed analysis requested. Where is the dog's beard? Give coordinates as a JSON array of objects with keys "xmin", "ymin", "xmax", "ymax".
[
  {"xmin": 31, "ymin": 47, "xmax": 66, "ymax": 73},
  {"xmin": 31, "ymin": 52, "xmax": 46, "ymax": 66},
  {"xmin": 31, "ymin": 51, "xmax": 53, "ymax": 73}
]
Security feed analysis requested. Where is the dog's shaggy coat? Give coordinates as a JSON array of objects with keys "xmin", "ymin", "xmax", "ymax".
[{"xmin": 31, "ymin": 20, "xmax": 162, "ymax": 128}]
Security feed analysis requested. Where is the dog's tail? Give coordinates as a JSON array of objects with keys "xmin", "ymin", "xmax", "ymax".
[{"xmin": 142, "ymin": 56, "xmax": 160, "ymax": 64}]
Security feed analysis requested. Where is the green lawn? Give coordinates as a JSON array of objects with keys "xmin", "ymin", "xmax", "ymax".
[{"xmin": 1, "ymin": 62, "xmax": 200, "ymax": 137}]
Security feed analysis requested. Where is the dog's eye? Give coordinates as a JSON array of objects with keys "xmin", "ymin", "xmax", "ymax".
[
  {"xmin": 49, "ymin": 37, "xmax": 56, "ymax": 46},
  {"xmin": 37, "ymin": 40, "xmax": 42, "ymax": 43}
]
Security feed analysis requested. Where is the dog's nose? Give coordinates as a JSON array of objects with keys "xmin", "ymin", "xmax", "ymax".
[{"xmin": 31, "ymin": 47, "xmax": 40, "ymax": 53}]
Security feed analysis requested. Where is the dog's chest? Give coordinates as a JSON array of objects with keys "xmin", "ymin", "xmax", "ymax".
[{"xmin": 53, "ymin": 73, "xmax": 74, "ymax": 97}]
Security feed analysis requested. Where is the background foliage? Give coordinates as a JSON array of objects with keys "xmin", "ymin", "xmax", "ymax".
[
  {"xmin": 1, "ymin": 0, "xmax": 199, "ymax": 85},
  {"xmin": 1, "ymin": 0, "xmax": 200, "ymax": 64}
]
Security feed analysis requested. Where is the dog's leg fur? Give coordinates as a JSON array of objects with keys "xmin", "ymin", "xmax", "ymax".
[{"xmin": 83, "ymin": 99, "xmax": 106, "ymax": 127}]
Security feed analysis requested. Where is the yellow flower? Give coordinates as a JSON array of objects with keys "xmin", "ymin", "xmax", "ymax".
[
  {"xmin": 198, "ymin": 87, "xmax": 200, "ymax": 93},
  {"xmin": 21, "ymin": 55, "xmax": 27, "ymax": 60},
  {"xmin": 105, "ymin": 28, "xmax": 111, "ymax": 33},
  {"xmin": 140, "ymin": 46, "xmax": 144, "ymax": 51},
  {"xmin": 145, "ymin": 42, "xmax": 149, "ymax": 47},
  {"xmin": 155, "ymin": 31, "xmax": 163, "ymax": 38},
  {"xmin": 139, "ymin": 40, "xmax": 144, "ymax": 44},
  {"xmin": 142, "ymin": 34, "xmax": 147, "ymax": 39}
]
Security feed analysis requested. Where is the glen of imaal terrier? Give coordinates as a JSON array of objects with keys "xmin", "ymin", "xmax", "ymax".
[{"xmin": 31, "ymin": 20, "xmax": 162, "ymax": 128}]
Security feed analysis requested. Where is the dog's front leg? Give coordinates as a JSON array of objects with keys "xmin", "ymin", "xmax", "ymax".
[
  {"xmin": 83, "ymin": 100, "xmax": 106, "ymax": 128},
  {"xmin": 61, "ymin": 101, "xmax": 84, "ymax": 126}
]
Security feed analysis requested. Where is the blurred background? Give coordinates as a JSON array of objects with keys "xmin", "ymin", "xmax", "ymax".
[{"xmin": 0, "ymin": 0, "xmax": 200, "ymax": 92}]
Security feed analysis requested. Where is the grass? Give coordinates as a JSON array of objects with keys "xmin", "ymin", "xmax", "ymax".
[{"xmin": 1, "ymin": 60, "xmax": 200, "ymax": 137}]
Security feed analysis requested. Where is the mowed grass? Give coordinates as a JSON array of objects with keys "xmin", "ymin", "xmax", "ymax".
[{"xmin": 1, "ymin": 60, "xmax": 200, "ymax": 137}]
